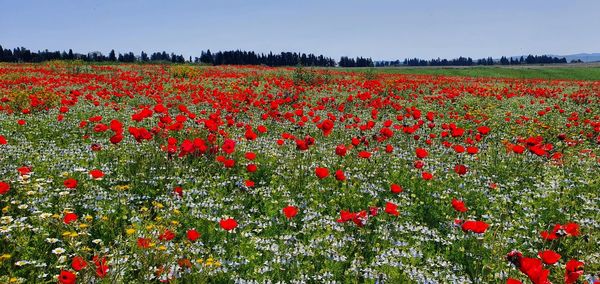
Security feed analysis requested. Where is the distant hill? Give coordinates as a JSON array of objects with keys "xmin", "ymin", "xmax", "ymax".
[
  {"xmin": 510, "ymin": 53, "xmax": 600, "ymax": 63},
  {"xmin": 555, "ymin": 53, "xmax": 600, "ymax": 63}
]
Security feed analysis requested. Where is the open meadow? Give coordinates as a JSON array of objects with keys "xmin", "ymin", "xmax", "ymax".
[{"xmin": 0, "ymin": 63, "xmax": 599, "ymax": 283}]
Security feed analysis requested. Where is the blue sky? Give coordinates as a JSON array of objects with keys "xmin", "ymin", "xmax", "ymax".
[{"xmin": 1, "ymin": 0, "xmax": 599, "ymax": 60}]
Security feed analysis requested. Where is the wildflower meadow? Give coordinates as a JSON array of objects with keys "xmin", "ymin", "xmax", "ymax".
[{"xmin": 0, "ymin": 63, "xmax": 598, "ymax": 283}]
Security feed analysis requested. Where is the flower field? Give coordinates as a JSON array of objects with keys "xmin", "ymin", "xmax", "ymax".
[{"xmin": 0, "ymin": 63, "xmax": 599, "ymax": 283}]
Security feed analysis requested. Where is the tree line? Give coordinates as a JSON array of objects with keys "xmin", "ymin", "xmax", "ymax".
[
  {"xmin": 376, "ymin": 55, "xmax": 567, "ymax": 67},
  {"xmin": 196, "ymin": 50, "xmax": 337, "ymax": 67},
  {"xmin": 0, "ymin": 45, "xmax": 190, "ymax": 64},
  {"xmin": 0, "ymin": 45, "xmax": 340, "ymax": 67},
  {"xmin": 338, "ymin": 56, "xmax": 374, "ymax": 67},
  {"xmin": 0, "ymin": 44, "xmax": 567, "ymax": 67}
]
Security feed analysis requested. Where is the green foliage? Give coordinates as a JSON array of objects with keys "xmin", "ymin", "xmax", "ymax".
[{"xmin": 292, "ymin": 65, "xmax": 317, "ymax": 85}]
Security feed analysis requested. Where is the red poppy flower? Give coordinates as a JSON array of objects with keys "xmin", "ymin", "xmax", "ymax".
[
  {"xmin": 513, "ymin": 256, "xmax": 550, "ymax": 284},
  {"xmin": 512, "ymin": 145, "xmax": 526, "ymax": 154},
  {"xmin": 93, "ymin": 256, "xmax": 109, "ymax": 278},
  {"xmin": 421, "ymin": 172, "xmax": 433, "ymax": 180},
  {"xmin": 110, "ymin": 134, "xmax": 123, "ymax": 144},
  {"xmin": 385, "ymin": 202, "xmax": 399, "ymax": 216},
  {"xmin": 385, "ymin": 144, "xmax": 394, "ymax": 153},
  {"xmin": 415, "ymin": 148, "xmax": 428, "ymax": 159},
  {"xmin": 90, "ymin": 144, "xmax": 102, "ymax": 151},
  {"xmin": 58, "ymin": 270, "xmax": 76, "ymax": 284},
  {"xmin": 334, "ymin": 169, "xmax": 346, "ymax": 181},
  {"xmin": 390, "ymin": 184, "xmax": 402, "ymax": 194},
  {"xmin": 506, "ymin": 278, "xmax": 522, "ymax": 284},
  {"xmin": 245, "ymin": 180, "xmax": 255, "ymax": 187},
  {"xmin": 541, "ymin": 222, "xmax": 580, "ymax": 240},
  {"xmin": 246, "ymin": 164, "xmax": 257, "ymax": 173},
  {"xmin": 282, "ymin": 205, "xmax": 298, "ymax": 219},
  {"xmin": 537, "ymin": 250, "xmax": 561, "ymax": 265},
  {"xmin": 186, "ymin": 229, "xmax": 200, "ymax": 241},
  {"xmin": 562, "ymin": 222, "xmax": 580, "ymax": 237},
  {"xmin": 245, "ymin": 129, "xmax": 257, "ymax": 140},
  {"xmin": 530, "ymin": 146, "xmax": 548, "ymax": 157},
  {"xmin": 0, "ymin": 181, "xmax": 9, "ymax": 195},
  {"xmin": 466, "ymin": 146, "xmax": 479, "ymax": 155},
  {"xmin": 71, "ymin": 256, "xmax": 88, "ymax": 271},
  {"xmin": 358, "ymin": 151, "xmax": 371, "ymax": 158},
  {"xmin": 453, "ymin": 145, "xmax": 465, "ymax": 153},
  {"xmin": 220, "ymin": 218, "xmax": 238, "ymax": 231},
  {"xmin": 222, "ymin": 139, "xmax": 236, "ymax": 154},
  {"xmin": 158, "ymin": 229, "xmax": 175, "ymax": 241},
  {"xmin": 173, "ymin": 186, "xmax": 183, "ymax": 197},
  {"xmin": 17, "ymin": 166, "xmax": 31, "ymax": 176},
  {"xmin": 564, "ymin": 259, "xmax": 584, "ymax": 284},
  {"xmin": 245, "ymin": 152, "xmax": 256, "ymax": 160},
  {"xmin": 337, "ymin": 210, "xmax": 355, "ymax": 223},
  {"xmin": 461, "ymin": 220, "xmax": 489, "ymax": 234},
  {"xmin": 137, "ymin": 237, "xmax": 151, "ymax": 248},
  {"xmin": 369, "ymin": 206, "xmax": 379, "ymax": 216},
  {"xmin": 414, "ymin": 160, "xmax": 425, "ymax": 169},
  {"xmin": 315, "ymin": 167, "xmax": 329, "ymax": 179},
  {"xmin": 451, "ymin": 127, "xmax": 464, "ymax": 137},
  {"xmin": 63, "ymin": 213, "xmax": 78, "ymax": 224},
  {"xmin": 295, "ymin": 139, "xmax": 308, "ymax": 151},
  {"xmin": 89, "ymin": 115, "xmax": 103, "ymax": 123},
  {"xmin": 352, "ymin": 210, "xmax": 368, "ymax": 227},
  {"xmin": 223, "ymin": 159, "xmax": 235, "ymax": 168},
  {"xmin": 110, "ymin": 119, "xmax": 123, "ymax": 131},
  {"xmin": 454, "ymin": 164, "xmax": 468, "ymax": 175},
  {"xmin": 380, "ymin": 127, "xmax": 394, "ymax": 138},
  {"xmin": 64, "ymin": 178, "xmax": 78, "ymax": 189},
  {"xmin": 0, "ymin": 135, "xmax": 6, "ymax": 145},
  {"xmin": 477, "ymin": 126, "xmax": 491, "ymax": 135},
  {"xmin": 540, "ymin": 229, "xmax": 558, "ymax": 241},
  {"xmin": 320, "ymin": 119, "xmax": 334, "ymax": 136},
  {"xmin": 89, "ymin": 169, "xmax": 104, "ymax": 179},
  {"xmin": 451, "ymin": 198, "xmax": 468, "ymax": 212},
  {"xmin": 93, "ymin": 123, "xmax": 108, "ymax": 133}
]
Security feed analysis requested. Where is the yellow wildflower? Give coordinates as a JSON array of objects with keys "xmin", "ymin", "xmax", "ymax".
[
  {"xmin": 152, "ymin": 201, "xmax": 164, "ymax": 209},
  {"xmin": 0, "ymin": 254, "xmax": 11, "ymax": 262}
]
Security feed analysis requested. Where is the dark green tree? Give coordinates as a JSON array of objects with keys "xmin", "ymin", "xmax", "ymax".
[{"xmin": 108, "ymin": 49, "xmax": 117, "ymax": 61}]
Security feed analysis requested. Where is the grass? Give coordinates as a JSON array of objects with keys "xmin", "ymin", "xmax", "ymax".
[{"xmin": 342, "ymin": 65, "xmax": 600, "ymax": 81}]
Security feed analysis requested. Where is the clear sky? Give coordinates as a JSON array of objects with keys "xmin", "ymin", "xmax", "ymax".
[{"xmin": 1, "ymin": 0, "xmax": 599, "ymax": 60}]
